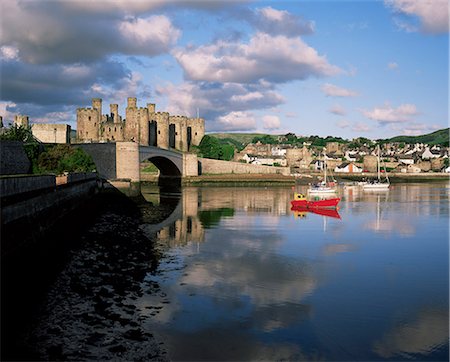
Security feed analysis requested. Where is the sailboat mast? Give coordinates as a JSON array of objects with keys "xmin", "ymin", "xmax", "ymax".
[
  {"xmin": 324, "ymin": 151, "xmax": 327, "ymax": 182},
  {"xmin": 377, "ymin": 145, "xmax": 380, "ymax": 181}
]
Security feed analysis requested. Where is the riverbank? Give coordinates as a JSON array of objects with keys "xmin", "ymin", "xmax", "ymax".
[
  {"xmin": 1, "ymin": 188, "xmax": 170, "ymax": 361},
  {"xmin": 140, "ymin": 171, "xmax": 449, "ymax": 186}
]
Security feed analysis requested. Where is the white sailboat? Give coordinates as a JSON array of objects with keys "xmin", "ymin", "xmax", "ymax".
[
  {"xmin": 308, "ymin": 152, "xmax": 337, "ymax": 195},
  {"xmin": 363, "ymin": 145, "xmax": 390, "ymax": 191}
]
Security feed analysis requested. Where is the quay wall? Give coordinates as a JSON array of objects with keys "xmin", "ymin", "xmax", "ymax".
[
  {"xmin": 0, "ymin": 141, "xmax": 30, "ymax": 175},
  {"xmin": 0, "ymin": 174, "xmax": 56, "ymax": 198},
  {"xmin": 1, "ymin": 174, "xmax": 100, "ymax": 256},
  {"xmin": 199, "ymin": 158, "xmax": 290, "ymax": 176}
]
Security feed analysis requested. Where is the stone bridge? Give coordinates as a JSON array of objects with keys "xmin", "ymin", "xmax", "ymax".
[
  {"xmin": 76, "ymin": 141, "xmax": 289, "ymax": 183},
  {"xmin": 76, "ymin": 142, "xmax": 198, "ymax": 183}
]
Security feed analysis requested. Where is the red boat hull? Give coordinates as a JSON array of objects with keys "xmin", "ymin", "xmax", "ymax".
[
  {"xmin": 290, "ymin": 197, "xmax": 340, "ymax": 209},
  {"xmin": 291, "ymin": 206, "xmax": 341, "ymax": 219}
]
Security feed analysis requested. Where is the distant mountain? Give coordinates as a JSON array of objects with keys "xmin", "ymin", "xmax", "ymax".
[{"xmin": 380, "ymin": 128, "xmax": 449, "ymax": 146}]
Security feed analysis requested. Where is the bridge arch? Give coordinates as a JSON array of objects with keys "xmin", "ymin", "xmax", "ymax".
[{"xmin": 142, "ymin": 156, "xmax": 181, "ymax": 177}]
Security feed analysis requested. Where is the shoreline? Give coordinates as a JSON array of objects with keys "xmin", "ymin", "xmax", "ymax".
[{"xmin": 139, "ymin": 172, "xmax": 449, "ymax": 186}]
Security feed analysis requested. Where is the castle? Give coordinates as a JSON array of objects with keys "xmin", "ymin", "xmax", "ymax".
[{"xmin": 76, "ymin": 98, "xmax": 205, "ymax": 151}]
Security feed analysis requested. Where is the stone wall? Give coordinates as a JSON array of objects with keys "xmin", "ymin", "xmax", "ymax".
[
  {"xmin": 199, "ymin": 158, "xmax": 290, "ymax": 176},
  {"xmin": 0, "ymin": 174, "xmax": 55, "ymax": 198},
  {"xmin": 75, "ymin": 143, "xmax": 116, "ymax": 180},
  {"xmin": 77, "ymin": 98, "xmax": 205, "ymax": 151},
  {"xmin": 0, "ymin": 141, "xmax": 30, "ymax": 175},
  {"xmin": 116, "ymin": 142, "xmax": 140, "ymax": 182},
  {"xmin": 32, "ymin": 124, "xmax": 71, "ymax": 144},
  {"xmin": 2, "ymin": 177, "xmax": 99, "ymax": 255}
]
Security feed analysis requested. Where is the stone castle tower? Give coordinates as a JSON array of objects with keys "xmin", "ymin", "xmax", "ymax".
[{"xmin": 76, "ymin": 98, "xmax": 205, "ymax": 151}]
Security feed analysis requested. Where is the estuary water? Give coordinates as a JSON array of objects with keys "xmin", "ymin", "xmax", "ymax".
[
  {"xmin": 140, "ymin": 182, "xmax": 449, "ymax": 361},
  {"xmin": 12, "ymin": 182, "xmax": 448, "ymax": 361}
]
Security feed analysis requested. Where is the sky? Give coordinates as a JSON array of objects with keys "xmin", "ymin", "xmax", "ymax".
[{"xmin": 0, "ymin": 0, "xmax": 448, "ymax": 139}]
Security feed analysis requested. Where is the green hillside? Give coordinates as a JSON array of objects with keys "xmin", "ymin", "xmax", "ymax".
[
  {"xmin": 381, "ymin": 128, "xmax": 449, "ymax": 146},
  {"xmin": 209, "ymin": 133, "xmax": 280, "ymax": 145},
  {"xmin": 209, "ymin": 128, "xmax": 449, "ymax": 147}
]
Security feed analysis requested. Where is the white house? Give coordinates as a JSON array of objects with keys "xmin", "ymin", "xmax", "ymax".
[
  {"xmin": 334, "ymin": 162, "xmax": 363, "ymax": 173},
  {"xmin": 421, "ymin": 147, "xmax": 440, "ymax": 160}
]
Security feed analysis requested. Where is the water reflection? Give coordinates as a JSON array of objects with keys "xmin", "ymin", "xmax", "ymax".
[{"xmin": 139, "ymin": 183, "xmax": 448, "ymax": 361}]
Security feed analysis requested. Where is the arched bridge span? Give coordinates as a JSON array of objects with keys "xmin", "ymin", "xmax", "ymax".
[{"xmin": 139, "ymin": 146, "xmax": 183, "ymax": 177}]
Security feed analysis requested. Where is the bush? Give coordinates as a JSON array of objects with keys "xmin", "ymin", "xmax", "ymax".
[
  {"xmin": 0, "ymin": 124, "xmax": 34, "ymax": 142},
  {"xmin": 37, "ymin": 144, "xmax": 95, "ymax": 174}
]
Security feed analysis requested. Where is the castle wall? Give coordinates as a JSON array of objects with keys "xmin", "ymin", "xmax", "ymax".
[
  {"xmin": 14, "ymin": 115, "xmax": 29, "ymax": 128},
  {"xmin": 169, "ymin": 115, "xmax": 188, "ymax": 152},
  {"xmin": 76, "ymin": 98, "xmax": 205, "ymax": 151},
  {"xmin": 32, "ymin": 124, "xmax": 71, "ymax": 144},
  {"xmin": 187, "ymin": 117, "xmax": 205, "ymax": 147},
  {"xmin": 77, "ymin": 108, "xmax": 99, "ymax": 141},
  {"xmin": 154, "ymin": 112, "xmax": 169, "ymax": 149},
  {"xmin": 138, "ymin": 108, "xmax": 150, "ymax": 146}
]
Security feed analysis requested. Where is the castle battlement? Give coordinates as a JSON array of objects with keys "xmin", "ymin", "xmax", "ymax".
[{"xmin": 77, "ymin": 97, "xmax": 205, "ymax": 151}]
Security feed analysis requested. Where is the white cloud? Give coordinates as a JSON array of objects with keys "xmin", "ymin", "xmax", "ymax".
[
  {"xmin": 0, "ymin": 45, "xmax": 19, "ymax": 61},
  {"xmin": 1, "ymin": 1, "xmax": 181, "ymax": 64},
  {"xmin": 262, "ymin": 115, "xmax": 281, "ymax": 130},
  {"xmin": 118, "ymin": 15, "xmax": 180, "ymax": 53},
  {"xmin": 385, "ymin": 0, "xmax": 449, "ymax": 34},
  {"xmin": 352, "ymin": 122, "xmax": 371, "ymax": 133},
  {"xmin": 388, "ymin": 62, "xmax": 399, "ymax": 70},
  {"xmin": 173, "ymin": 32, "xmax": 341, "ymax": 84},
  {"xmin": 216, "ymin": 111, "xmax": 257, "ymax": 131},
  {"xmin": 252, "ymin": 6, "xmax": 315, "ymax": 37},
  {"xmin": 391, "ymin": 122, "xmax": 442, "ymax": 135},
  {"xmin": 321, "ymin": 83, "xmax": 358, "ymax": 97},
  {"xmin": 0, "ymin": 101, "xmax": 17, "ymax": 124},
  {"xmin": 362, "ymin": 103, "xmax": 419, "ymax": 124},
  {"xmin": 156, "ymin": 81, "xmax": 284, "ymax": 129},
  {"xmin": 329, "ymin": 104, "xmax": 347, "ymax": 116},
  {"xmin": 336, "ymin": 120, "xmax": 351, "ymax": 129}
]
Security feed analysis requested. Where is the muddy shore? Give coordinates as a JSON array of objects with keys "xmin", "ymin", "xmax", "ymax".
[{"xmin": 2, "ymin": 189, "xmax": 174, "ymax": 361}]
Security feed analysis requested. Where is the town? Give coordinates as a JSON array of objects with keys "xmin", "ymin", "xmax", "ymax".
[{"xmin": 1, "ymin": 99, "xmax": 449, "ymax": 177}]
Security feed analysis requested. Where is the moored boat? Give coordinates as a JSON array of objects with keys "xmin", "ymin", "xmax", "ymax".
[
  {"xmin": 291, "ymin": 205, "xmax": 341, "ymax": 219},
  {"xmin": 291, "ymin": 193, "xmax": 340, "ymax": 209},
  {"xmin": 308, "ymin": 152, "xmax": 338, "ymax": 194},
  {"xmin": 363, "ymin": 145, "xmax": 390, "ymax": 191}
]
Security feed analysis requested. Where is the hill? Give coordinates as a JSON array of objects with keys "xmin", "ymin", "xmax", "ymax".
[
  {"xmin": 381, "ymin": 128, "xmax": 449, "ymax": 146},
  {"xmin": 209, "ymin": 133, "xmax": 278, "ymax": 145},
  {"xmin": 209, "ymin": 128, "xmax": 449, "ymax": 147}
]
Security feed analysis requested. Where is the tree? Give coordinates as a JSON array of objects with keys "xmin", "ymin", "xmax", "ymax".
[
  {"xmin": 198, "ymin": 135, "xmax": 222, "ymax": 159},
  {"xmin": 0, "ymin": 124, "xmax": 34, "ymax": 143},
  {"xmin": 37, "ymin": 144, "xmax": 95, "ymax": 174}
]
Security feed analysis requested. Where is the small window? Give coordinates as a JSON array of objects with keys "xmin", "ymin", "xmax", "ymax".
[
  {"xmin": 114, "ymin": 127, "xmax": 116, "ymax": 132},
  {"xmin": 88, "ymin": 116, "xmax": 91, "ymax": 121},
  {"xmin": 195, "ymin": 132, "xmax": 197, "ymax": 136},
  {"xmin": 158, "ymin": 131, "xmax": 160, "ymax": 134},
  {"xmin": 109, "ymin": 127, "xmax": 111, "ymax": 132},
  {"xmin": 175, "ymin": 132, "xmax": 178, "ymax": 135}
]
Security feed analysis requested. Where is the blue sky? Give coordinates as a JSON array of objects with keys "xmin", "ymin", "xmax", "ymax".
[{"xmin": 0, "ymin": 0, "xmax": 448, "ymax": 139}]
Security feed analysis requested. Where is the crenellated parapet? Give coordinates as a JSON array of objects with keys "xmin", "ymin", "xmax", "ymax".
[{"xmin": 76, "ymin": 98, "xmax": 205, "ymax": 151}]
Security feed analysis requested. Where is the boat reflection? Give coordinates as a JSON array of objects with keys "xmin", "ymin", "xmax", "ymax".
[{"xmin": 291, "ymin": 206, "xmax": 341, "ymax": 219}]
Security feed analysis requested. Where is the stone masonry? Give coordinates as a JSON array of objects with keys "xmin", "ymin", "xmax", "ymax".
[{"xmin": 77, "ymin": 98, "xmax": 205, "ymax": 151}]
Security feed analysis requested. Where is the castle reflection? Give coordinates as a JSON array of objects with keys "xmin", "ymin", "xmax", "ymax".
[{"xmin": 139, "ymin": 182, "xmax": 448, "ymax": 247}]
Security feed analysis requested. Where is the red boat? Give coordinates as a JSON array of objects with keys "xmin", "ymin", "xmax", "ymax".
[
  {"xmin": 291, "ymin": 193, "xmax": 340, "ymax": 209},
  {"xmin": 291, "ymin": 206, "xmax": 341, "ymax": 219}
]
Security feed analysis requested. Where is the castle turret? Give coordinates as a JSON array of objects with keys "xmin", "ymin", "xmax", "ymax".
[
  {"xmin": 110, "ymin": 104, "xmax": 119, "ymax": 123},
  {"xmin": 147, "ymin": 103, "xmax": 156, "ymax": 113},
  {"xmin": 127, "ymin": 97, "xmax": 137, "ymax": 108},
  {"xmin": 14, "ymin": 115, "xmax": 29, "ymax": 128},
  {"xmin": 92, "ymin": 98, "xmax": 102, "ymax": 116},
  {"xmin": 125, "ymin": 97, "xmax": 140, "ymax": 142}
]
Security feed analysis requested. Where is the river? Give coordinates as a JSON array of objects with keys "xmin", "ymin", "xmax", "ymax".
[{"xmin": 4, "ymin": 182, "xmax": 449, "ymax": 361}]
